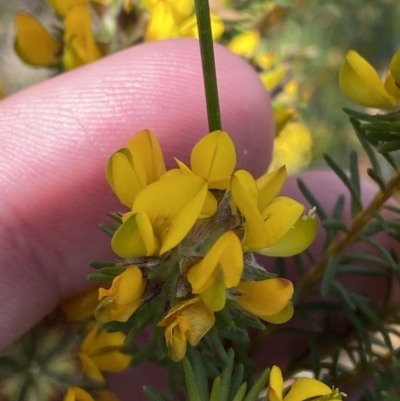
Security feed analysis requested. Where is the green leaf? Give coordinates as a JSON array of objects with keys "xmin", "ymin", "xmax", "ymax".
[
  {"xmin": 210, "ymin": 377, "xmax": 222, "ymax": 401},
  {"xmin": 143, "ymin": 386, "xmax": 169, "ymax": 401},
  {"xmin": 242, "ymin": 368, "xmax": 270, "ymax": 401},
  {"xmin": 183, "ymin": 357, "xmax": 204, "ymax": 401},
  {"xmin": 320, "ymin": 254, "xmax": 339, "ymax": 296},
  {"xmin": 377, "ymin": 139, "xmax": 400, "ymax": 153},
  {"xmin": 186, "ymin": 348, "xmax": 209, "ymax": 401},
  {"xmin": 232, "ymin": 383, "xmax": 248, "ymax": 401},
  {"xmin": 229, "ymin": 364, "xmax": 245, "ymax": 401}
]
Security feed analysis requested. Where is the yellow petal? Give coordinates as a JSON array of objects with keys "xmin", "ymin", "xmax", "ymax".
[
  {"xmin": 179, "ymin": 13, "xmax": 224, "ymax": 41},
  {"xmin": 261, "ymin": 302, "xmax": 293, "ymax": 324},
  {"xmin": 199, "ymin": 268, "xmax": 227, "ymax": 311},
  {"xmin": 256, "ymin": 166, "xmax": 287, "ymax": 211},
  {"xmin": 260, "ymin": 65, "xmax": 288, "ymax": 91},
  {"xmin": 228, "ymin": 30, "xmax": 260, "ymax": 58},
  {"xmin": 132, "ymin": 175, "xmax": 208, "ymax": 255},
  {"xmin": 268, "ymin": 366, "xmax": 283, "ymax": 401},
  {"xmin": 284, "ymin": 378, "xmax": 331, "ymax": 401},
  {"xmin": 231, "ymin": 173, "xmax": 267, "ymax": 249},
  {"xmin": 106, "ymin": 148, "xmax": 146, "ymax": 208},
  {"xmin": 81, "ymin": 323, "xmax": 131, "ymax": 372},
  {"xmin": 261, "ymin": 197, "xmax": 304, "ymax": 247},
  {"xmin": 191, "ymin": 131, "xmax": 236, "ymax": 183},
  {"xmin": 236, "ymin": 278, "xmax": 294, "ymax": 318},
  {"xmin": 166, "ymin": 319, "xmax": 188, "ymax": 362},
  {"xmin": 79, "ymin": 351, "xmax": 104, "ymax": 382},
  {"xmin": 61, "ymin": 287, "xmax": 99, "ymax": 321},
  {"xmin": 339, "ymin": 50, "xmax": 397, "ymax": 109},
  {"xmin": 64, "ymin": 386, "xmax": 96, "ymax": 401},
  {"xmin": 258, "ymin": 214, "xmax": 317, "ymax": 257},
  {"xmin": 145, "ymin": 2, "xmax": 177, "ymax": 41},
  {"xmin": 63, "ymin": 4, "xmax": 102, "ymax": 69},
  {"xmin": 14, "ymin": 12, "xmax": 61, "ymax": 67},
  {"xmin": 126, "ymin": 129, "xmax": 166, "ymax": 184},
  {"xmin": 96, "ymin": 266, "xmax": 145, "ymax": 322},
  {"xmin": 199, "ymin": 191, "xmax": 218, "ymax": 218},
  {"xmin": 47, "ymin": 0, "xmax": 85, "ymax": 17},
  {"xmin": 389, "ymin": 49, "xmax": 400, "ymax": 87},
  {"xmin": 187, "ymin": 231, "xmax": 243, "ymax": 293},
  {"xmin": 384, "ymin": 72, "xmax": 400, "ymax": 98},
  {"xmin": 112, "ymin": 211, "xmax": 156, "ymax": 258}
]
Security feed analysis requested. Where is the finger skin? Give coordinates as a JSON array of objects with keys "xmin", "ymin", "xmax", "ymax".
[{"xmin": 0, "ymin": 38, "xmax": 274, "ymax": 351}]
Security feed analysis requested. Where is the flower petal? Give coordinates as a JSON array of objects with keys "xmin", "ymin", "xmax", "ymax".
[
  {"xmin": 132, "ymin": 175, "xmax": 208, "ymax": 255},
  {"xmin": 126, "ymin": 129, "xmax": 166, "ymax": 184},
  {"xmin": 145, "ymin": 2, "xmax": 177, "ymax": 41},
  {"xmin": 112, "ymin": 212, "xmax": 156, "ymax": 258},
  {"xmin": 236, "ymin": 278, "xmax": 294, "ymax": 318},
  {"xmin": 268, "ymin": 366, "xmax": 284, "ymax": 401},
  {"xmin": 384, "ymin": 72, "xmax": 400, "ymax": 98},
  {"xmin": 261, "ymin": 302, "xmax": 293, "ymax": 324},
  {"xmin": 339, "ymin": 50, "xmax": 396, "ymax": 109},
  {"xmin": 389, "ymin": 49, "xmax": 400, "ymax": 86},
  {"xmin": 14, "ymin": 12, "xmax": 61, "ymax": 67},
  {"xmin": 261, "ymin": 197, "xmax": 304, "ymax": 247},
  {"xmin": 191, "ymin": 131, "xmax": 236, "ymax": 183},
  {"xmin": 228, "ymin": 30, "xmax": 260, "ymax": 58},
  {"xmin": 187, "ymin": 231, "xmax": 243, "ymax": 293},
  {"xmin": 284, "ymin": 377, "xmax": 331, "ymax": 401},
  {"xmin": 64, "ymin": 386, "xmax": 96, "ymax": 401},
  {"xmin": 258, "ymin": 214, "xmax": 317, "ymax": 257},
  {"xmin": 199, "ymin": 268, "xmax": 227, "ymax": 311},
  {"xmin": 256, "ymin": 166, "xmax": 287, "ymax": 211},
  {"xmin": 106, "ymin": 148, "xmax": 146, "ymax": 208}
]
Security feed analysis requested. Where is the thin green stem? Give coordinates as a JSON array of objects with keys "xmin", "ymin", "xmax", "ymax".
[{"xmin": 194, "ymin": 0, "xmax": 221, "ymax": 132}]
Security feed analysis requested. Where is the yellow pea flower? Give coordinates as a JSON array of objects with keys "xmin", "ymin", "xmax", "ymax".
[
  {"xmin": 187, "ymin": 231, "xmax": 243, "ymax": 311},
  {"xmin": 228, "ymin": 30, "xmax": 260, "ymax": 59},
  {"xmin": 79, "ymin": 322, "xmax": 132, "ymax": 382},
  {"xmin": 96, "ymin": 265, "xmax": 146, "ymax": 323},
  {"xmin": 339, "ymin": 50, "xmax": 398, "ymax": 109},
  {"xmin": 47, "ymin": 0, "xmax": 110, "ymax": 18},
  {"xmin": 63, "ymin": 3, "xmax": 102, "ymax": 70},
  {"xmin": 106, "ymin": 129, "xmax": 166, "ymax": 208},
  {"xmin": 231, "ymin": 169, "xmax": 304, "ymax": 251},
  {"xmin": 158, "ymin": 297, "xmax": 215, "ymax": 362},
  {"xmin": 14, "ymin": 12, "xmax": 62, "ymax": 67},
  {"xmin": 236, "ymin": 278, "xmax": 294, "ymax": 324},
  {"xmin": 268, "ymin": 365, "xmax": 343, "ymax": 401},
  {"xmin": 111, "ymin": 174, "xmax": 208, "ymax": 257},
  {"xmin": 61, "ymin": 287, "xmax": 99, "ymax": 321},
  {"xmin": 178, "ymin": 13, "xmax": 225, "ymax": 41}
]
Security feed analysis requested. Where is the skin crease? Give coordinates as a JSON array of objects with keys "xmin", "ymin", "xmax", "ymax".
[{"xmin": 0, "ymin": 38, "xmax": 397, "ymax": 399}]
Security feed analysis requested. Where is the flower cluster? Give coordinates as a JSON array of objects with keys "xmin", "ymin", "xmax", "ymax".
[
  {"xmin": 340, "ymin": 49, "xmax": 400, "ymax": 109},
  {"xmin": 93, "ymin": 129, "xmax": 317, "ymax": 362},
  {"xmin": 0, "ymin": 288, "xmax": 130, "ymax": 401}
]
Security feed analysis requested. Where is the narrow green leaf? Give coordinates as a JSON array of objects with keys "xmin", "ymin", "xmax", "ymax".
[
  {"xmin": 229, "ymin": 364, "xmax": 245, "ymax": 401},
  {"xmin": 333, "ymin": 280, "xmax": 355, "ymax": 310},
  {"xmin": 99, "ymin": 223, "xmax": 115, "ymax": 237},
  {"xmin": 366, "ymin": 168, "xmax": 386, "ymax": 191},
  {"xmin": 143, "ymin": 386, "xmax": 169, "ymax": 401},
  {"xmin": 323, "ymin": 153, "xmax": 363, "ymax": 213},
  {"xmin": 377, "ymin": 139, "xmax": 400, "ymax": 153},
  {"xmin": 187, "ymin": 348, "xmax": 209, "ymax": 401},
  {"xmin": 358, "ymin": 235, "xmax": 399, "ymax": 271},
  {"xmin": 242, "ymin": 368, "xmax": 270, "ymax": 401},
  {"xmin": 183, "ymin": 357, "xmax": 203, "ymax": 401},
  {"xmin": 232, "ymin": 383, "xmax": 248, "ymax": 401},
  {"xmin": 219, "ymin": 349, "xmax": 235, "ymax": 401},
  {"xmin": 210, "ymin": 377, "xmax": 222, "ymax": 401},
  {"xmin": 87, "ymin": 273, "xmax": 114, "ymax": 281},
  {"xmin": 331, "ymin": 195, "xmax": 345, "ymax": 221},
  {"xmin": 322, "ymin": 220, "xmax": 348, "ymax": 232},
  {"xmin": 89, "ymin": 260, "xmax": 116, "ymax": 269},
  {"xmin": 297, "ymin": 179, "xmax": 329, "ymax": 221},
  {"xmin": 320, "ymin": 255, "xmax": 339, "ymax": 296}
]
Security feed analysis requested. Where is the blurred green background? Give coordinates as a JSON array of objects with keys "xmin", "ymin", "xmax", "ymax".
[{"xmin": 1, "ymin": 0, "xmax": 400, "ymax": 167}]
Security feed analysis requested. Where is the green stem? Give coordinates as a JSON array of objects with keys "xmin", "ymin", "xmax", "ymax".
[{"xmin": 194, "ymin": 0, "xmax": 222, "ymax": 132}]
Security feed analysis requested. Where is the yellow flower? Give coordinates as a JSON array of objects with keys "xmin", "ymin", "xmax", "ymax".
[
  {"xmin": 64, "ymin": 386, "xmax": 95, "ymax": 401},
  {"xmin": 143, "ymin": 0, "xmax": 224, "ymax": 42},
  {"xmin": 187, "ymin": 231, "xmax": 243, "ymax": 311},
  {"xmin": 228, "ymin": 30, "xmax": 260, "ymax": 59},
  {"xmin": 106, "ymin": 129, "xmax": 166, "ymax": 208},
  {"xmin": 268, "ymin": 365, "xmax": 343, "ymax": 401},
  {"xmin": 14, "ymin": 2, "xmax": 102, "ymax": 70},
  {"xmin": 47, "ymin": 0, "xmax": 110, "ymax": 18},
  {"xmin": 96, "ymin": 265, "xmax": 146, "ymax": 323},
  {"xmin": 339, "ymin": 50, "xmax": 398, "ymax": 109},
  {"xmin": 14, "ymin": 12, "xmax": 62, "ymax": 67},
  {"xmin": 61, "ymin": 287, "xmax": 99, "ymax": 321},
  {"xmin": 79, "ymin": 322, "xmax": 132, "ymax": 381},
  {"xmin": 231, "ymin": 167, "xmax": 317, "ymax": 255},
  {"xmin": 111, "ymin": 174, "xmax": 208, "ymax": 257},
  {"xmin": 236, "ymin": 279, "xmax": 294, "ymax": 324},
  {"xmin": 158, "ymin": 297, "xmax": 215, "ymax": 362}
]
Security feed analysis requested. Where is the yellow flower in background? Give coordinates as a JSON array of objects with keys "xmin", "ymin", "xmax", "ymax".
[
  {"xmin": 107, "ymin": 129, "xmax": 166, "ymax": 208},
  {"xmin": 187, "ymin": 231, "xmax": 243, "ymax": 311},
  {"xmin": 228, "ymin": 30, "xmax": 260, "ymax": 59},
  {"xmin": 61, "ymin": 287, "xmax": 99, "ymax": 321},
  {"xmin": 158, "ymin": 297, "xmax": 215, "ymax": 362},
  {"xmin": 339, "ymin": 50, "xmax": 399, "ymax": 109},
  {"xmin": 47, "ymin": 0, "xmax": 110, "ymax": 18},
  {"xmin": 143, "ymin": 0, "xmax": 224, "ymax": 41},
  {"xmin": 15, "ymin": 12, "xmax": 62, "ymax": 67},
  {"xmin": 96, "ymin": 265, "xmax": 146, "ymax": 323},
  {"xmin": 79, "ymin": 322, "xmax": 132, "ymax": 381},
  {"xmin": 64, "ymin": 386, "xmax": 95, "ymax": 401},
  {"xmin": 236, "ymin": 279, "xmax": 294, "ymax": 324},
  {"xmin": 15, "ymin": 2, "xmax": 102, "ymax": 70},
  {"xmin": 269, "ymin": 121, "xmax": 313, "ymax": 174},
  {"xmin": 268, "ymin": 366, "xmax": 343, "ymax": 401}
]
